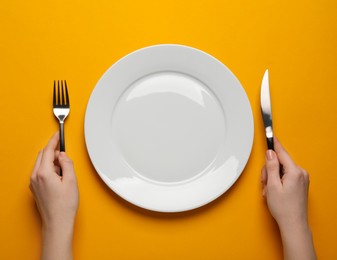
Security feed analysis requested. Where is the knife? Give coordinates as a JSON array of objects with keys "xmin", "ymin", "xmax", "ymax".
[
  {"xmin": 260, "ymin": 69, "xmax": 284, "ymax": 176},
  {"xmin": 260, "ymin": 69, "xmax": 274, "ymax": 150}
]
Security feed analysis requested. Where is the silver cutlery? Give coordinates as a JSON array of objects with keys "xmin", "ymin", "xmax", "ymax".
[
  {"xmin": 260, "ymin": 69, "xmax": 283, "ymax": 176},
  {"xmin": 53, "ymin": 80, "xmax": 70, "ymax": 153},
  {"xmin": 260, "ymin": 69, "xmax": 274, "ymax": 150}
]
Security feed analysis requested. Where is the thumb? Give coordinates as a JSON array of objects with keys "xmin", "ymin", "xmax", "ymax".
[
  {"xmin": 58, "ymin": 152, "xmax": 76, "ymax": 180},
  {"xmin": 265, "ymin": 150, "xmax": 282, "ymax": 187}
]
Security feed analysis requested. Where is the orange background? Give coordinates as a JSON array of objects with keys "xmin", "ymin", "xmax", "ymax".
[{"xmin": 1, "ymin": 0, "xmax": 337, "ymax": 259}]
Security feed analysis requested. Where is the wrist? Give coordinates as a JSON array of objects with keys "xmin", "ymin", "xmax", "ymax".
[
  {"xmin": 43, "ymin": 223, "xmax": 74, "ymax": 235},
  {"xmin": 42, "ymin": 216, "xmax": 75, "ymax": 240},
  {"xmin": 277, "ymin": 215, "xmax": 310, "ymax": 235},
  {"xmin": 279, "ymin": 220, "xmax": 312, "ymax": 239}
]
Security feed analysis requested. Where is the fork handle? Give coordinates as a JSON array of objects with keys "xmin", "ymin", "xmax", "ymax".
[{"xmin": 59, "ymin": 122, "xmax": 65, "ymax": 152}]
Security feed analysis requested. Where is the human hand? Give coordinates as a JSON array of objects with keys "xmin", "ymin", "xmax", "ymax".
[
  {"xmin": 261, "ymin": 137, "xmax": 309, "ymax": 229},
  {"xmin": 30, "ymin": 132, "xmax": 78, "ymax": 260},
  {"xmin": 261, "ymin": 137, "xmax": 316, "ymax": 260},
  {"xmin": 30, "ymin": 132, "xmax": 79, "ymax": 230}
]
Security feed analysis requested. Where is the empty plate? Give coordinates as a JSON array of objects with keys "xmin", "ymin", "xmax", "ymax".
[{"xmin": 84, "ymin": 44, "xmax": 254, "ymax": 212}]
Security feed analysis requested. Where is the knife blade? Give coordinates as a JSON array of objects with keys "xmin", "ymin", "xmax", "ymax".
[{"xmin": 260, "ymin": 69, "xmax": 274, "ymax": 150}]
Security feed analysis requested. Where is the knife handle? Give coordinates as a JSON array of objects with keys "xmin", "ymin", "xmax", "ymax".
[
  {"xmin": 266, "ymin": 137, "xmax": 284, "ymax": 177},
  {"xmin": 267, "ymin": 137, "xmax": 274, "ymax": 150}
]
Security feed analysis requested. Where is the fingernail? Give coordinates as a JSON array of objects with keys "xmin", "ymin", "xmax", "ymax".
[{"xmin": 266, "ymin": 150, "xmax": 274, "ymax": 160}]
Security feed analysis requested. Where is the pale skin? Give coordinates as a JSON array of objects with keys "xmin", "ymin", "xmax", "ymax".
[
  {"xmin": 30, "ymin": 133, "xmax": 315, "ymax": 260},
  {"xmin": 261, "ymin": 137, "xmax": 317, "ymax": 260},
  {"xmin": 30, "ymin": 132, "xmax": 79, "ymax": 260}
]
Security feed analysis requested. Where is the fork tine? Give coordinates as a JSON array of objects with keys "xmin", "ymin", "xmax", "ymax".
[
  {"xmin": 61, "ymin": 80, "xmax": 65, "ymax": 105},
  {"xmin": 57, "ymin": 80, "xmax": 61, "ymax": 105},
  {"xmin": 53, "ymin": 80, "xmax": 56, "ymax": 106},
  {"xmin": 65, "ymin": 80, "xmax": 69, "ymax": 106}
]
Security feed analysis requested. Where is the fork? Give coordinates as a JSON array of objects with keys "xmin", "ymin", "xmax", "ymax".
[{"xmin": 53, "ymin": 80, "xmax": 70, "ymax": 153}]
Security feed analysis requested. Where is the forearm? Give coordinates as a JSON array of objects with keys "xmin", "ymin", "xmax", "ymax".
[
  {"xmin": 279, "ymin": 222, "xmax": 316, "ymax": 260},
  {"xmin": 41, "ymin": 223, "xmax": 74, "ymax": 260}
]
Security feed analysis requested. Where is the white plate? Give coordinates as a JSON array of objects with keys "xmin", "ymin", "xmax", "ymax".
[{"xmin": 85, "ymin": 44, "xmax": 254, "ymax": 212}]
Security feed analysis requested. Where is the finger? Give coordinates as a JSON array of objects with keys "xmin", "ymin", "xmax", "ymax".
[
  {"xmin": 40, "ymin": 132, "xmax": 59, "ymax": 168},
  {"xmin": 261, "ymin": 166, "xmax": 267, "ymax": 186},
  {"xmin": 261, "ymin": 166, "xmax": 268, "ymax": 198},
  {"xmin": 54, "ymin": 165, "xmax": 61, "ymax": 175},
  {"xmin": 274, "ymin": 137, "xmax": 298, "ymax": 173},
  {"xmin": 54, "ymin": 150, "xmax": 61, "ymax": 167},
  {"xmin": 58, "ymin": 152, "xmax": 76, "ymax": 181},
  {"xmin": 31, "ymin": 150, "xmax": 43, "ymax": 179},
  {"xmin": 299, "ymin": 167, "xmax": 310, "ymax": 183},
  {"xmin": 265, "ymin": 150, "xmax": 282, "ymax": 187}
]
